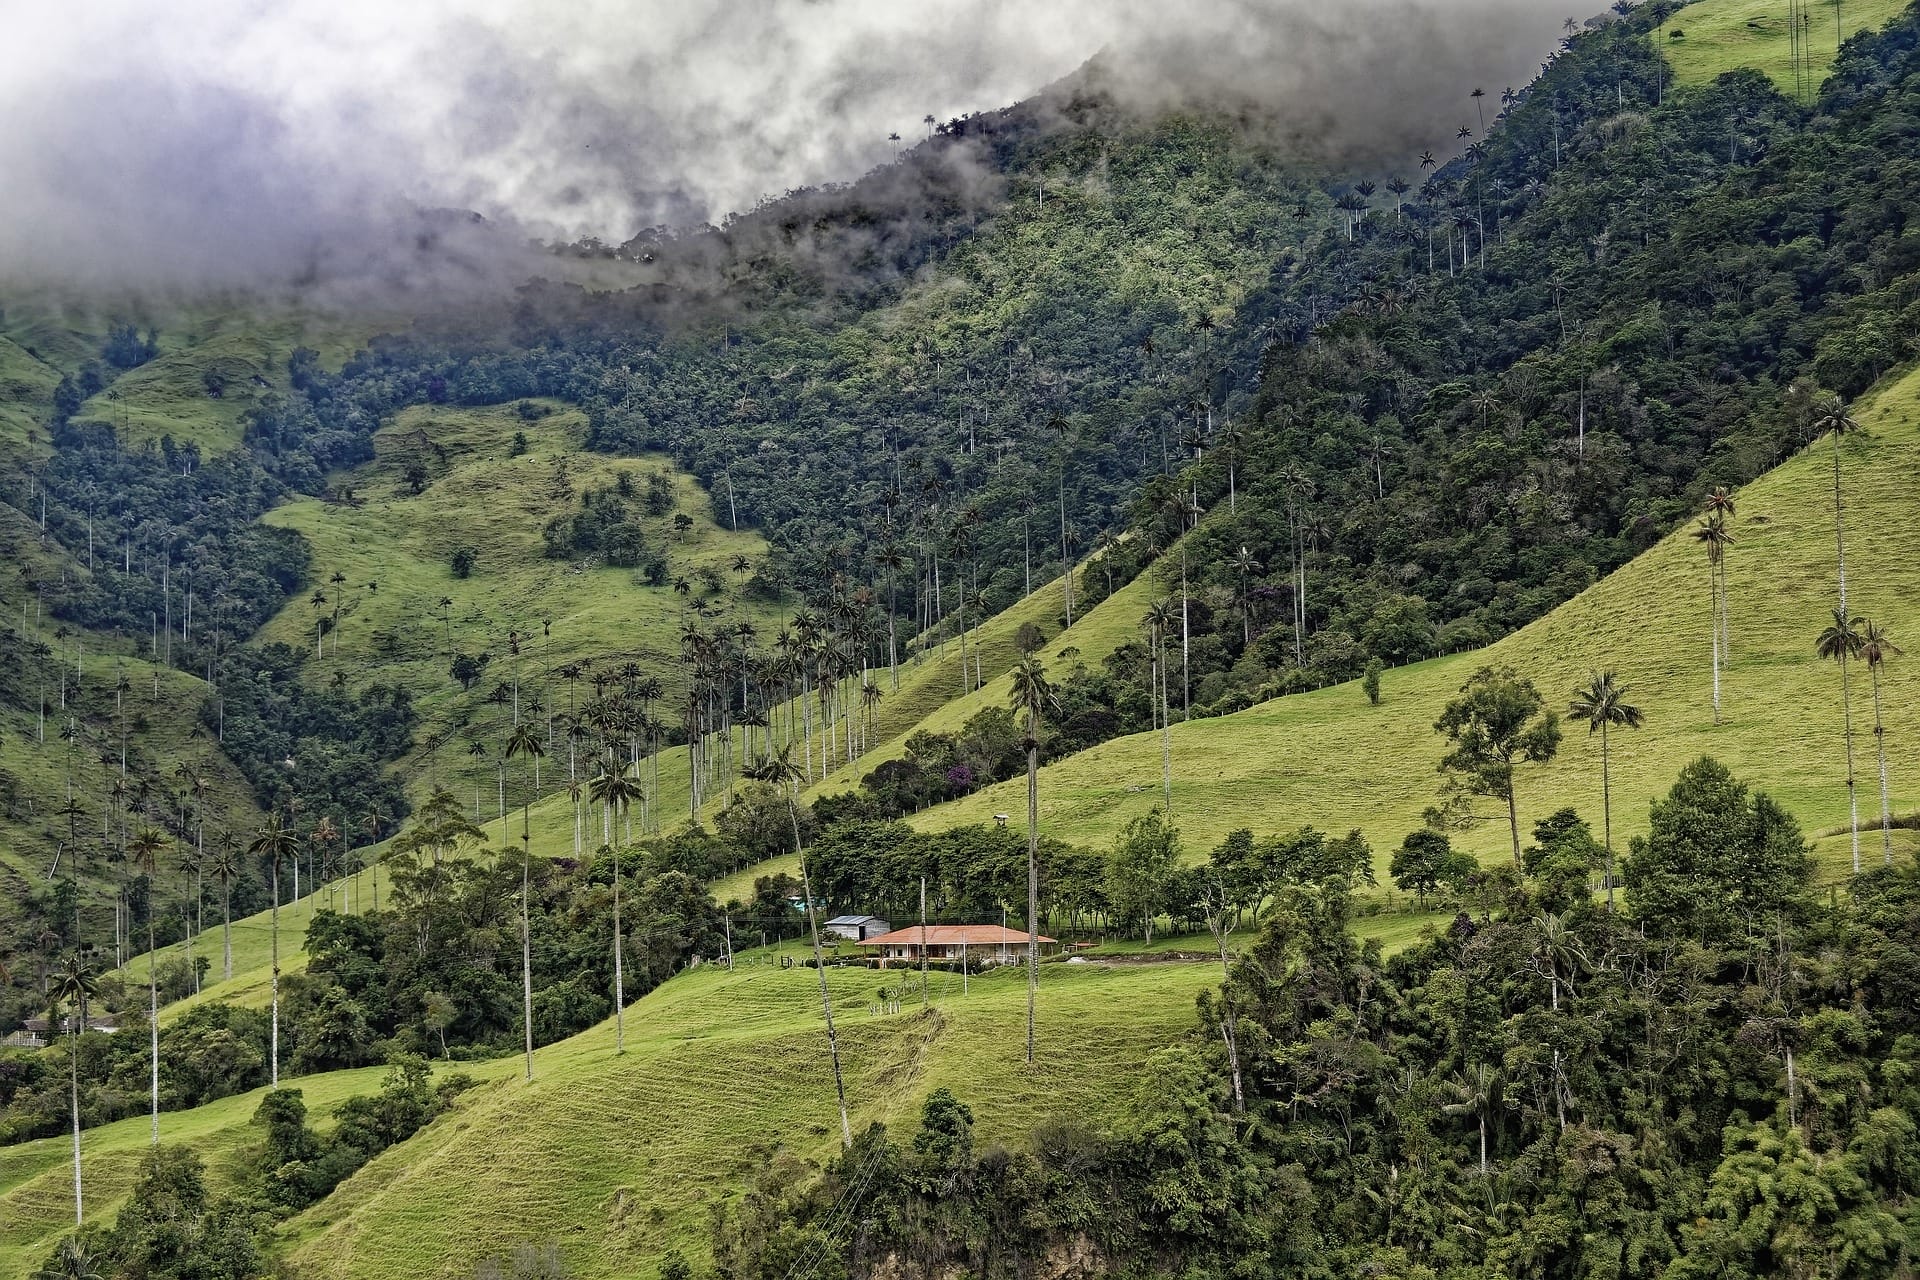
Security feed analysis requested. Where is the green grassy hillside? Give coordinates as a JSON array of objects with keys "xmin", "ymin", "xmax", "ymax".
[
  {"xmin": 0, "ymin": 336, "xmax": 59, "ymax": 453},
  {"xmin": 0, "ymin": 297, "xmax": 379, "ymax": 454},
  {"xmin": 3, "ymin": 955, "xmax": 1211, "ymax": 1278},
  {"xmin": 442, "ymin": 551, "xmax": 1120, "ymax": 874},
  {"xmin": 0, "ymin": 1059, "xmax": 399, "ymax": 1277},
  {"xmin": 915, "ymin": 365, "xmax": 1920, "ymax": 878},
  {"xmin": 257, "ymin": 401, "xmax": 780, "ymax": 811},
  {"xmin": 1665, "ymin": 0, "xmax": 1910, "ymax": 89},
  {"xmin": 0, "ymin": 656, "xmax": 264, "ymax": 900}
]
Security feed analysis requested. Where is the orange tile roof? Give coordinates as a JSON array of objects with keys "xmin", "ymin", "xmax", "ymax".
[{"xmin": 855, "ymin": 924, "xmax": 1056, "ymax": 947}]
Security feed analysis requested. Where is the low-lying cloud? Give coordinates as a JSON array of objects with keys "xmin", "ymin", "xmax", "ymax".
[{"xmin": 0, "ymin": 0, "xmax": 1574, "ymax": 293}]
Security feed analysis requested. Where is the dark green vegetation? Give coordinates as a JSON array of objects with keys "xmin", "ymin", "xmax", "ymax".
[{"xmin": 720, "ymin": 765, "xmax": 1920, "ymax": 1280}]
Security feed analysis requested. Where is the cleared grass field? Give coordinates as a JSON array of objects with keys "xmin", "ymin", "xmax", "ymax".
[
  {"xmin": 918, "ymin": 365, "xmax": 1920, "ymax": 881},
  {"xmin": 0, "ymin": 335, "xmax": 59, "ymax": 454},
  {"xmin": 1663, "ymin": 0, "xmax": 1910, "ymax": 89},
  {"xmin": 0, "ymin": 644, "xmax": 267, "ymax": 959},
  {"xmin": 2, "ymin": 956, "xmax": 1214, "ymax": 1278},
  {"xmin": 0, "ymin": 1057, "xmax": 404, "ymax": 1277},
  {"xmin": 0, "ymin": 297, "xmax": 383, "ymax": 454},
  {"xmin": 256, "ymin": 402, "xmax": 783, "ymax": 818}
]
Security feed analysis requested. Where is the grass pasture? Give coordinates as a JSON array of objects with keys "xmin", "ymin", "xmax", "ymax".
[
  {"xmin": 0, "ymin": 335, "xmax": 59, "ymax": 455},
  {"xmin": 0, "ymin": 647, "xmax": 266, "ymax": 960},
  {"xmin": 1662, "ymin": 0, "xmax": 1910, "ymax": 90},
  {"xmin": 916, "ymin": 365, "xmax": 1920, "ymax": 880},
  {"xmin": 0, "ymin": 298, "xmax": 384, "ymax": 455},
  {"xmin": 3, "ymin": 956, "xmax": 1212, "ymax": 1278},
  {"xmin": 257, "ymin": 402, "xmax": 782, "ymax": 815}
]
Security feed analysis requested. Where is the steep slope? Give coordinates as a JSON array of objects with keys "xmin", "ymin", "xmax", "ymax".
[
  {"xmin": 1, "ymin": 956, "xmax": 1213, "ymax": 1278},
  {"xmin": 917, "ymin": 364, "xmax": 1920, "ymax": 874}
]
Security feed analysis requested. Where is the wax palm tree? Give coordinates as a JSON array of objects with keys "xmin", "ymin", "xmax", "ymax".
[
  {"xmin": 748, "ymin": 744, "xmax": 852, "ymax": 1147},
  {"xmin": 328, "ymin": 568, "xmax": 347, "ymax": 653},
  {"xmin": 566, "ymin": 777, "xmax": 585, "ymax": 857},
  {"xmin": 51, "ymin": 954, "xmax": 98, "ymax": 1225},
  {"xmin": 1691, "ymin": 513, "xmax": 1734, "ymax": 723},
  {"xmin": 1812, "ymin": 393, "xmax": 1863, "ymax": 615},
  {"xmin": 870, "ymin": 542, "xmax": 909, "ymax": 690},
  {"xmin": 1386, "ymin": 176, "xmax": 1411, "ymax": 218},
  {"xmin": 1442, "ymin": 1062, "xmax": 1498, "ymax": 1181},
  {"xmin": 1143, "ymin": 598, "xmax": 1179, "ymax": 809},
  {"xmin": 1050, "ymin": 414, "xmax": 1076, "ymax": 626},
  {"xmin": 247, "ymin": 815, "xmax": 301, "ymax": 1085},
  {"xmin": 1816, "ymin": 608, "xmax": 1866, "ymax": 873},
  {"xmin": 1703, "ymin": 486, "xmax": 1738, "ymax": 685},
  {"xmin": 1567, "ymin": 672, "xmax": 1643, "ymax": 910},
  {"xmin": 586, "ymin": 766, "xmax": 643, "ymax": 1053},
  {"xmin": 310, "ymin": 815, "xmax": 338, "ymax": 911},
  {"xmin": 1531, "ymin": 912, "xmax": 1587, "ymax": 1131},
  {"xmin": 1008, "ymin": 656, "xmax": 1056, "ymax": 1065},
  {"xmin": 308, "ymin": 588, "xmax": 327, "ymax": 656},
  {"xmin": 1857, "ymin": 618, "xmax": 1901, "ymax": 866},
  {"xmin": 362, "ymin": 809, "xmax": 384, "ymax": 912},
  {"xmin": 208, "ymin": 834, "xmax": 239, "ymax": 980},
  {"xmin": 504, "ymin": 722, "xmax": 545, "ymax": 1079},
  {"xmin": 1230, "ymin": 546, "xmax": 1261, "ymax": 646},
  {"xmin": 127, "ymin": 825, "xmax": 169, "ymax": 1143},
  {"xmin": 1216, "ymin": 420, "xmax": 1247, "ymax": 513}
]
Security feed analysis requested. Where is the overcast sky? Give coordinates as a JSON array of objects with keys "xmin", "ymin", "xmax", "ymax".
[{"xmin": 0, "ymin": 0, "xmax": 1575, "ymax": 289}]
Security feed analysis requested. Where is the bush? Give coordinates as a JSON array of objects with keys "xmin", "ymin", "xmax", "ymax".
[{"xmin": 450, "ymin": 546, "xmax": 477, "ymax": 578}]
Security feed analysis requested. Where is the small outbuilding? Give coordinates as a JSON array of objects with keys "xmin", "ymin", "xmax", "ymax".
[
  {"xmin": 824, "ymin": 913, "xmax": 893, "ymax": 942},
  {"xmin": 856, "ymin": 924, "xmax": 1057, "ymax": 968}
]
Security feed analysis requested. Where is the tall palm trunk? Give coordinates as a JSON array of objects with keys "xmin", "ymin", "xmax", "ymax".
[
  {"xmin": 70, "ymin": 1023, "xmax": 83, "ymax": 1223},
  {"xmin": 1180, "ymin": 549, "xmax": 1191, "ymax": 720},
  {"xmin": 1708, "ymin": 559, "xmax": 1722, "ymax": 724},
  {"xmin": 1832, "ymin": 433, "xmax": 1850, "ymax": 615},
  {"xmin": 147, "ymin": 909, "xmax": 158, "ymax": 1144},
  {"xmin": 1058, "ymin": 473, "xmax": 1073, "ymax": 627},
  {"xmin": 522, "ymin": 830, "xmax": 535, "ymax": 1080},
  {"xmin": 1718, "ymin": 548, "xmax": 1732, "ymax": 691},
  {"xmin": 220, "ymin": 875, "xmax": 232, "ymax": 981},
  {"xmin": 797, "ymin": 832, "xmax": 852, "ymax": 1148},
  {"xmin": 1870, "ymin": 661, "xmax": 1892, "ymax": 865},
  {"xmin": 1025, "ymin": 705, "xmax": 1041, "ymax": 1066},
  {"xmin": 1600, "ymin": 721, "xmax": 1615, "ymax": 911},
  {"xmin": 270, "ymin": 853, "xmax": 280, "ymax": 1086},
  {"xmin": 1158, "ymin": 627, "xmax": 1173, "ymax": 812},
  {"xmin": 1840, "ymin": 647, "xmax": 1860, "ymax": 873},
  {"xmin": 1831, "ymin": 433, "xmax": 1860, "ymax": 872}
]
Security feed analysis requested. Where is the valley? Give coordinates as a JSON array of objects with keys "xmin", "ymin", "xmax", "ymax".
[{"xmin": 5, "ymin": 1, "xmax": 1920, "ymax": 1278}]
